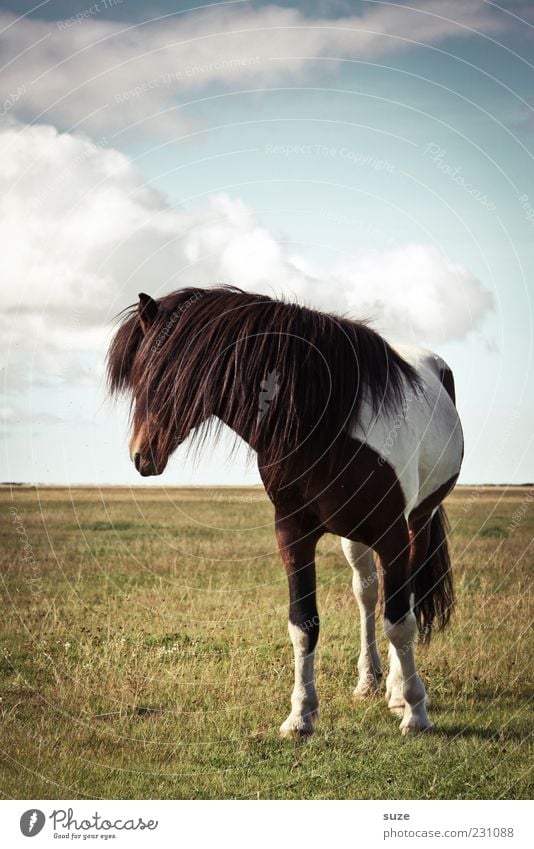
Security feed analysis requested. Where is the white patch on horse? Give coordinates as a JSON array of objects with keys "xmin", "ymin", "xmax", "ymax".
[
  {"xmin": 341, "ymin": 538, "xmax": 382, "ymax": 697},
  {"xmin": 279, "ymin": 621, "xmax": 319, "ymax": 737},
  {"xmin": 385, "ymin": 592, "xmax": 416, "ymax": 713},
  {"xmin": 348, "ymin": 344, "xmax": 463, "ymax": 516},
  {"xmin": 384, "ymin": 612, "xmax": 433, "ymax": 734},
  {"xmin": 385, "ymin": 642, "xmax": 405, "ymax": 714}
]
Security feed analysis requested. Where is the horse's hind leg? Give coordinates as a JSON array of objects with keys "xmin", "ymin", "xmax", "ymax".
[
  {"xmin": 377, "ymin": 522, "xmax": 433, "ymax": 735},
  {"xmin": 340, "ymin": 538, "xmax": 382, "ymax": 698},
  {"xmin": 385, "ymin": 518, "xmax": 430, "ymax": 714},
  {"xmin": 275, "ymin": 508, "xmax": 321, "ymax": 738},
  {"xmin": 385, "ymin": 643, "xmax": 405, "ymax": 715}
]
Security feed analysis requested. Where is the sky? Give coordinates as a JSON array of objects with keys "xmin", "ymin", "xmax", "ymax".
[{"xmin": 1, "ymin": 0, "xmax": 533, "ymax": 486}]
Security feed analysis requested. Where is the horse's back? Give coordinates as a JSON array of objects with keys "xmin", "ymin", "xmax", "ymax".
[{"xmin": 392, "ymin": 344, "xmax": 455, "ymax": 402}]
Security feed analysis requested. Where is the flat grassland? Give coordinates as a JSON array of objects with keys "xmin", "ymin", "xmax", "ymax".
[{"xmin": 0, "ymin": 484, "xmax": 532, "ymax": 799}]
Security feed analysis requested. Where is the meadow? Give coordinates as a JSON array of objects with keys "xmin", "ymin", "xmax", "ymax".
[{"xmin": 0, "ymin": 484, "xmax": 532, "ymax": 799}]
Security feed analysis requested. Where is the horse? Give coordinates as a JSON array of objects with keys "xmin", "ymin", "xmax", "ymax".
[{"xmin": 107, "ymin": 286, "xmax": 463, "ymax": 736}]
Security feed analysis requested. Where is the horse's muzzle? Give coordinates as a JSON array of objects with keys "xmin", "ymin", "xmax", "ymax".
[{"xmin": 133, "ymin": 452, "xmax": 162, "ymax": 477}]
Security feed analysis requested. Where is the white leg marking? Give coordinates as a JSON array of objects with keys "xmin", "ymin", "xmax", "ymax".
[
  {"xmin": 384, "ymin": 612, "xmax": 433, "ymax": 735},
  {"xmin": 341, "ymin": 539, "xmax": 382, "ymax": 698},
  {"xmin": 280, "ymin": 621, "xmax": 319, "ymax": 737},
  {"xmin": 385, "ymin": 642, "xmax": 405, "ymax": 715},
  {"xmin": 385, "ymin": 594, "xmax": 415, "ymax": 713}
]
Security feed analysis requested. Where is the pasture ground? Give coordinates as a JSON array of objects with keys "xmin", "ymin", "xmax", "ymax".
[{"xmin": 0, "ymin": 484, "xmax": 532, "ymax": 799}]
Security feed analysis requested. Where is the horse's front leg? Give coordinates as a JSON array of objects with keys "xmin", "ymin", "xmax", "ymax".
[
  {"xmin": 275, "ymin": 509, "xmax": 321, "ymax": 738},
  {"xmin": 340, "ymin": 538, "xmax": 382, "ymax": 698}
]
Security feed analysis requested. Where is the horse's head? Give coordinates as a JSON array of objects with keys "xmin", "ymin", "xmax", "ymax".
[
  {"xmin": 129, "ymin": 404, "xmax": 170, "ymax": 478},
  {"xmin": 126, "ymin": 294, "xmax": 172, "ymax": 476},
  {"xmin": 129, "ymin": 394, "xmax": 187, "ymax": 478},
  {"xmin": 108, "ymin": 292, "xmax": 194, "ymax": 478}
]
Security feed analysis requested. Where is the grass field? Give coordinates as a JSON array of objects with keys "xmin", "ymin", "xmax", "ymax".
[{"xmin": 0, "ymin": 484, "xmax": 532, "ymax": 799}]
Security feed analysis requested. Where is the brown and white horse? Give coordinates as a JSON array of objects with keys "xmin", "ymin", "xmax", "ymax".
[{"xmin": 107, "ymin": 286, "xmax": 463, "ymax": 736}]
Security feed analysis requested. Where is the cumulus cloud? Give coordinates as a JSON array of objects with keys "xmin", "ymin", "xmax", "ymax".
[
  {"xmin": 1, "ymin": 122, "xmax": 493, "ymax": 395},
  {"xmin": 0, "ymin": 1, "xmax": 506, "ymax": 135},
  {"xmin": 323, "ymin": 243, "xmax": 493, "ymax": 341}
]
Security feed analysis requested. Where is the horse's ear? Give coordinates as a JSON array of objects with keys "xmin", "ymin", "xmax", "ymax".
[{"xmin": 138, "ymin": 293, "xmax": 158, "ymax": 334}]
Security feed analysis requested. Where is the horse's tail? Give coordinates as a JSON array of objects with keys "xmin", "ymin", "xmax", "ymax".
[{"xmin": 412, "ymin": 505, "xmax": 455, "ymax": 642}]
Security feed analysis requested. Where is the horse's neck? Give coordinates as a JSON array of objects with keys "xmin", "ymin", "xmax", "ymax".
[{"xmin": 213, "ymin": 373, "xmax": 268, "ymax": 453}]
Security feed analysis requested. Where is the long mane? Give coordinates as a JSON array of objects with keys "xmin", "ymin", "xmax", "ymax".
[{"xmin": 107, "ymin": 286, "xmax": 419, "ymax": 490}]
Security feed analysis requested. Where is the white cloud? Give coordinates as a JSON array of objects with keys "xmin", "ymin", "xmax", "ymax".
[
  {"xmin": 1, "ymin": 122, "xmax": 493, "ymax": 396},
  {"xmin": 325, "ymin": 243, "xmax": 493, "ymax": 342},
  {"xmin": 0, "ymin": 1, "xmax": 505, "ymax": 134}
]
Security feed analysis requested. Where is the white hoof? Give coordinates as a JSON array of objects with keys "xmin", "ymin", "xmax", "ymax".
[
  {"xmin": 387, "ymin": 690, "xmax": 406, "ymax": 714},
  {"xmin": 280, "ymin": 711, "xmax": 317, "ymax": 738},
  {"xmin": 353, "ymin": 678, "xmax": 380, "ymax": 699},
  {"xmin": 400, "ymin": 717, "xmax": 434, "ymax": 735}
]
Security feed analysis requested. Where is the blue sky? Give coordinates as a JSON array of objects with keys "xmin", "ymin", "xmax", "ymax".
[{"xmin": 1, "ymin": 0, "xmax": 533, "ymax": 485}]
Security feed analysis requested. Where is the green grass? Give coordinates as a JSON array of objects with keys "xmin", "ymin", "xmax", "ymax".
[{"xmin": 0, "ymin": 485, "xmax": 532, "ymax": 799}]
